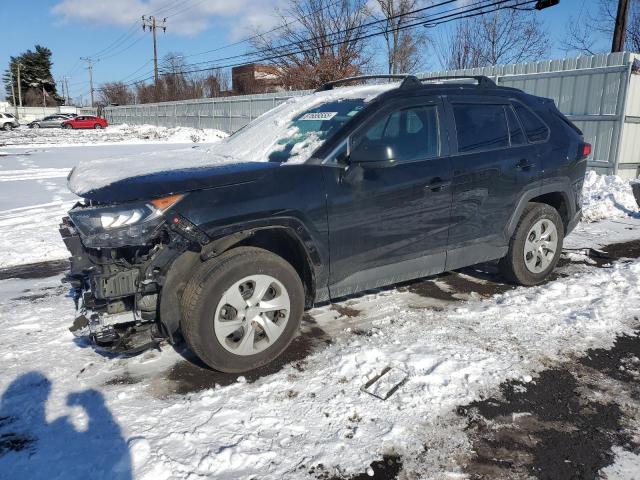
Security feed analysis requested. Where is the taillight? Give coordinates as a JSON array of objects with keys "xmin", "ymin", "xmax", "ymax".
[{"xmin": 579, "ymin": 142, "xmax": 592, "ymax": 159}]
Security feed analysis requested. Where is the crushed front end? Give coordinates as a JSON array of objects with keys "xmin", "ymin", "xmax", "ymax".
[{"xmin": 59, "ymin": 194, "xmax": 209, "ymax": 353}]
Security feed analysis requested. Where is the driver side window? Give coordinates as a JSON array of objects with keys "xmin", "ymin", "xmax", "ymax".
[{"xmin": 352, "ymin": 105, "xmax": 439, "ymax": 163}]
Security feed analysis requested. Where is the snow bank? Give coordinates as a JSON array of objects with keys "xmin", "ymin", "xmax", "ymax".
[
  {"xmin": 582, "ymin": 171, "xmax": 639, "ymax": 222},
  {"xmin": 67, "ymin": 83, "xmax": 398, "ymax": 195},
  {"xmin": 0, "ymin": 124, "xmax": 227, "ymax": 147}
]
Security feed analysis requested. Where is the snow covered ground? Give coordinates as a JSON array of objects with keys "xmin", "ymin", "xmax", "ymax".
[
  {"xmin": 0, "ymin": 124, "xmax": 227, "ymax": 147},
  {"xmin": 0, "ymin": 126, "xmax": 226, "ymax": 268},
  {"xmin": 0, "ymin": 128, "xmax": 639, "ymax": 479}
]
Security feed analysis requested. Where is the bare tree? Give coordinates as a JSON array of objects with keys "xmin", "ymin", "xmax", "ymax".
[
  {"xmin": 371, "ymin": 0, "xmax": 428, "ymax": 74},
  {"xmin": 252, "ymin": 0, "xmax": 372, "ymax": 90},
  {"xmin": 437, "ymin": 8, "xmax": 549, "ymax": 69},
  {"xmin": 563, "ymin": 0, "xmax": 640, "ymax": 54},
  {"xmin": 435, "ymin": 20, "xmax": 482, "ymax": 70},
  {"xmin": 98, "ymin": 82, "xmax": 135, "ymax": 105}
]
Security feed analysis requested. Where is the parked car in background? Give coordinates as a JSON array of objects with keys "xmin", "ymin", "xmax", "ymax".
[
  {"xmin": 61, "ymin": 74, "xmax": 590, "ymax": 372},
  {"xmin": 28, "ymin": 114, "xmax": 70, "ymax": 129},
  {"xmin": 0, "ymin": 113, "xmax": 20, "ymax": 130},
  {"xmin": 62, "ymin": 115, "xmax": 108, "ymax": 129}
]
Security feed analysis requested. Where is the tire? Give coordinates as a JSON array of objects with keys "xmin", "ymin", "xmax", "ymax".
[
  {"xmin": 499, "ymin": 202, "xmax": 564, "ymax": 286},
  {"xmin": 93, "ymin": 124, "xmax": 102, "ymax": 129},
  {"xmin": 64, "ymin": 124, "xmax": 73, "ymax": 129},
  {"xmin": 180, "ymin": 246, "xmax": 305, "ymax": 372},
  {"xmin": 3, "ymin": 123, "xmax": 12, "ymax": 131}
]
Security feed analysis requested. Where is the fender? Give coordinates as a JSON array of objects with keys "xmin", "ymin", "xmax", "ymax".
[
  {"xmin": 505, "ymin": 181, "xmax": 576, "ymax": 238},
  {"xmin": 159, "ymin": 216, "xmax": 328, "ymax": 338}
]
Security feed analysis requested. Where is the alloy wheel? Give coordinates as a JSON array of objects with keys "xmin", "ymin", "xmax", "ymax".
[
  {"xmin": 523, "ymin": 218, "xmax": 558, "ymax": 273},
  {"xmin": 214, "ymin": 274, "xmax": 291, "ymax": 356}
]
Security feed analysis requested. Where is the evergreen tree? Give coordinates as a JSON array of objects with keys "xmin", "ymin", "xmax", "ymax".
[{"xmin": 2, "ymin": 45, "xmax": 64, "ymax": 106}]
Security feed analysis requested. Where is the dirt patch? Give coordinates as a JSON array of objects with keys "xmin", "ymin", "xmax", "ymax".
[
  {"xmin": 0, "ymin": 432, "xmax": 36, "ymax": 457},
  {"xmin": 441, "ymin": 272, "xmax": 514, "ymax": 297},
  {"xmin": 331, "ymin": 304, "xmax": 362, "ymax": 318},
  {"xmin": 401, "ymin": 277, "xmax": 458, "ymax": 302},
  {"xmin": 459, "ymin": 328, "xmax": 640, "ymax": 479},
  {"xmin": 310, "ymin": 454, "xmax": 402, "ymax": 479},
  {"xmin": 579, "ymin": 324, "xmax": 640, "ymax": 385},
  {"xmin": 0, "ymin": 259, "xmax": 69, "ymax": 281},
  {"xmin": 104, "ymin": 374, "xmax": 142, "ymax": 386},
  {"xmin": 163, "ymin": 327, "xmax": 330, "ymax": 395}
]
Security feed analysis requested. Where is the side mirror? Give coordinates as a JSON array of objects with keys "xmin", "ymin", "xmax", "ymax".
[{"xmin": 348, "ymin": 140, "xmax": 396, "ymax": 168}]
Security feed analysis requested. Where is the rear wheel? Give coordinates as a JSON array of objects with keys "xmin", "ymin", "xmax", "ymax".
[
  {"xmin": 180, "ymin": 247, "xmax": 305, "ymax": 372},
  {"xmin": 3, "ymin": 123, "xmax": 13, "ymax": 131},
  {"xmin": 64, "ymin": 124, "xmax": 73, "ymax": 129},
  {"xmin": 499, "ymin": 202, "xmax": 564, "ymax": 286}
]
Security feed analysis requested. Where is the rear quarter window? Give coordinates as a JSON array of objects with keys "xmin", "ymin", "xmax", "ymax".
[
  {"xmin": 452, "ymin": 104, "xmax": 509, "ymax": 153},
  {"xmin": 513, "ymin": 103, "xmax": 550, "ymax": 143}
]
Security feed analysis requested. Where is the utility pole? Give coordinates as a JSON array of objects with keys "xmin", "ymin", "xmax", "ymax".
[
  {"xmin": 63, "ymin": 76, "xmax": 71, "ymax": 105},
  {"xmin": 142, "ymin": 15, "xmax": 167, "ymax": 91},
  {"xmin": 81, "ymin": 57, "xmax": 95, "ymax": 107},
  {"xmin": 612, "ymin": 0, "xmax": 630, "ymax": 52},
  {"xmin": 9, "ymin": 69, "xmax": 17, "ymax": 119},
  {"xmin": 16, "ymin": 63, "xmax": 23, "ymax": 108}
]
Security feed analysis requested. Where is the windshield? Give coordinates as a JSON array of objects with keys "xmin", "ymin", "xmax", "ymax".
[
  {"xmin": 210, "ymin": 83, "xmax": 398, "ymax": 164},
  {"xmin": 267, "ymin": 99, "xmax": 365, "ymax": 162}
]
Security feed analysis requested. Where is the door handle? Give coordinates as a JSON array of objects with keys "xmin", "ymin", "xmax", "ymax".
[
  {"xmin": 515, "ymin": 159, "xmax": 534, "ymax": 171},
  {"xmin": 426, "ymin": 178, "xmax": 451, "ymax": 192}
]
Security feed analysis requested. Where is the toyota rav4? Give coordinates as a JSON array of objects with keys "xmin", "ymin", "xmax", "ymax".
[{"xmin": 60, "ymin": 75, "xmax": 590, "ymax": 372}]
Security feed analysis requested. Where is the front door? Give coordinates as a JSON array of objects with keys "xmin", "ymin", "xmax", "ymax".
[{"xmin": 323, "ymin": 97, "xmax": 453, "ymax": 299}]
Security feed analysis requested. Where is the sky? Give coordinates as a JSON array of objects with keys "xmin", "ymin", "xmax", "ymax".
[{"xmin": 0, "ymin": 0, "xmax": 610, "ymax": 105}]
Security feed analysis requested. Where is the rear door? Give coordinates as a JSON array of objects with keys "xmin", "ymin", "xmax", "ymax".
[
  {"xmin": 444, "ymin": 96, "xmax": 534, "ymax": 269},
  {"xmin": 323, "ymin": 96, "xmax": 453, "ymax": 298}
]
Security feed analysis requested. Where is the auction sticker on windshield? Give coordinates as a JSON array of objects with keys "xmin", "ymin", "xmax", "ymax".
[{"xmin": 299, "ymin": 112, "xmax": 338, "ymax": 121}]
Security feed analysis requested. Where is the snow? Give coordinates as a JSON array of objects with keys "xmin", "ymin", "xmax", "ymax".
[
  {"xmin": 67, "ymin": 84, "xmax": 398, "ymax": 195},
  {"xmin": 600, "ymin": 447, "xmax": 640, "ymax": 479},
  {"xmin": 582, "ymin": 170, "xmax": 639, "ymax": 222},
  {"xmin": 1, "ymin": 228, "xmax": 639, "ymax": 478},
  {"xmin": 0, "ymin": 124, "xmax": 227, "ymax": 147}
]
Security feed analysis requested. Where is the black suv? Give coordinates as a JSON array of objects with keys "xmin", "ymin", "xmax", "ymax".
[{"xmin": 60, "ymin": 75, "xmax": 589, "ymax": 372}]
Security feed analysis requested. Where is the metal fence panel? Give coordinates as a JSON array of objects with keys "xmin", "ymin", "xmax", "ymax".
[{"xmin": 104, "ymin": 53, "xmax": 640, "ymax": 175}]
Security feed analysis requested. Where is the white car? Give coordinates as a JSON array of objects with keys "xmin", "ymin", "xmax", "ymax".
[{"xmin": 0, "ymin": 113, "xmax": 19, "ymax": 130}]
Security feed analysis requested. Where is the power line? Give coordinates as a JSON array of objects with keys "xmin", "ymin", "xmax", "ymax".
[
  {"xmin": 159, "ymin": 0, "xmax": 495, "ymax": 75},
  {"xmin": 155, "ymin": 0, "xmax": 502, "ymax": 77},
  {"xmin": 109, "ymin": 0, "xmax": 543, "ymax": 90}
]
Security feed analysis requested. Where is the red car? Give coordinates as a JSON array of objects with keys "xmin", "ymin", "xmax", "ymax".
[{"xmin": 62, "ymin": 115, "xmax": 108, "ymax": 130}]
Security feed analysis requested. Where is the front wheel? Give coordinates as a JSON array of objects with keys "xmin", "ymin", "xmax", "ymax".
[
  {"xmin": 180, "ymin": 247, "xmax": 305, "ymax": 372},
  {"xmin": 499, "ymin": 202, "xmax": 564, "ymax": 286},
  {"xmin": 64, "ymin": 124, "xmax": 73, "ymax": 129},
  {"xmin": 93, "ymin": 124, "xmax": 102, "ymax": 129},
  {"xmin": 3, "ymin": 123, "xmax": 13, "ymax": 131}
]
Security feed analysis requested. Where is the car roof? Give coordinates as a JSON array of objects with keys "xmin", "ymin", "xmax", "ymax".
[{"xmin": 315, "ymin": 75, "xmax": 528, "ymax": 105}]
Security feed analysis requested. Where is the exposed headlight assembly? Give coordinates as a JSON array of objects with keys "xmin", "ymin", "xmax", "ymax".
[{"xmin": 69, "ymin": 194, "xmax": 183, "ymax": 247}]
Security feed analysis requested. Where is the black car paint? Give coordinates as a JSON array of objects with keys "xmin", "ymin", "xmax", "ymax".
[{"xmin": 67, "ymin": 82, "xmax": 585, "ymax": 339}]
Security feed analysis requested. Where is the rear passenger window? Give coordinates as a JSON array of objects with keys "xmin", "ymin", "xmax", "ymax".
[
  {"xmin": 513, "ymin": 103, "xmax": 549, "ymax": 142},
  {"xmin": 453, "ymin": 104, "xmax": 509, "ymax": 153},
  {"xmin": 505, "ymin": 106, "xmax": 526, "ymax": 146}
]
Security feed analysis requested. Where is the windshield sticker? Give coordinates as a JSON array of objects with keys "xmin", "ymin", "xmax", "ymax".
[{"xmin": 299, "ymin": 112, "xmax": 337, "ymax": 121}]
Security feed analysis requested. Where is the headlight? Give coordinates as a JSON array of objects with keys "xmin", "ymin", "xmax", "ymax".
[{"xmin": 69, "ymin": 194, "xmax": 183, "ymax": 247}]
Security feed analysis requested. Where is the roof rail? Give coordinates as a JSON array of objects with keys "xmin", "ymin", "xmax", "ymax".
[
  {"xmin": 419, "ymin": 75, "xmax": 497, "ymax": 88},
  {"xmin": 315, "ymin": 74, "xmax": 420, "ymax": 92}
]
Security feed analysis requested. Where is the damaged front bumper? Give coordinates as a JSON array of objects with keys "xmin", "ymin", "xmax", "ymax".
[{"xmin": 59, "ymin": 205, "xmax": 210, "ymax": 354}]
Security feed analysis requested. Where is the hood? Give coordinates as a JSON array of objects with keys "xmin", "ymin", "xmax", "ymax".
[{"xmin": 72, "ymin": 159, "xmax": 279, "ymax": 204}]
